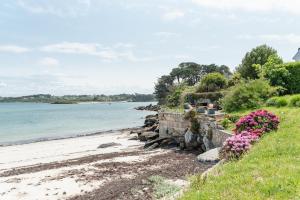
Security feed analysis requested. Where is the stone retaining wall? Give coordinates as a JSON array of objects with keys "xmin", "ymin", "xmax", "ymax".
[{"xmin": 159, "ymin": 111, "xmax": 232, "ymax": 150}]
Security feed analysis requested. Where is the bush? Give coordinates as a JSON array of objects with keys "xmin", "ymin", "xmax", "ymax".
[
  {"xmin": 289, "ymin": 95, "xmax": 300, "ymax": 107},
  {"xmin": 166, "ymin": 85, "xmax": 186, "ymax": 107},
  {"xmin": 220, "ymin": 131, "xmax": 259, "ymax": 160},
  {"xmin": 221, "ymin": 79, "xmax": 277, "ymax": 112},
  {"xmin": 197, "ymin": 72, "xmax": 227, "ymax": 93},
  {"xmin": 234, "ymin": 110, "xmax": 280, "ymax": 136},
  {"xmin": 266, "ymin": 97, "xmax": 288, "ymax": 107},
  {"xmin": 284, "ymin": 62, "xmax": 300, "ymax": 94}
]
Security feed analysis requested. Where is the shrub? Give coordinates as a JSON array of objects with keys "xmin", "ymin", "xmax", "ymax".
[
  {"xmin": 221, "ymin": 118, "xmax": 231, "ymax": 129},
  {"xmin": 226, "ymin": 114, "xmax": 241, "ymax": 123},
  {"xmin": 220, "ymin": 131, "xmax": 259, "ymax": 160},
  {"xmin": 289, "ymin": 95, "xmax": 300, "ymax": 107},
  {"xmin": 221, "ymin": 79, "xmax": 277, "ymax": 112},
  {"xmin": 266, "ymin": 97, "xmax": 288, "ymax": 107},
  {"xmin": 197, "ymin": 72, "xmax": 227, "ymax": 93},
  {"xmin": 284, "ymin": 62, "xmax": 300, "ymax": 94},
  {"xmin": 166, "ymin": 85, "xmax": 186, "ymax": 107},
  {"xmin": 234, "ymin": 110, "xmax": 280, "ymax": 136}
]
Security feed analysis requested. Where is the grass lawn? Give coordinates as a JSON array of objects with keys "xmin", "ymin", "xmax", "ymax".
[{"xmin": 180, "ymin": 107, "xmax": 300, "ymax": 200}]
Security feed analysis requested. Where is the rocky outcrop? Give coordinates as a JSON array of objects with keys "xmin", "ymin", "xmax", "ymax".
[{"xmin": 135, "ymin": 104, "xmax": 160, "ymax": 112}]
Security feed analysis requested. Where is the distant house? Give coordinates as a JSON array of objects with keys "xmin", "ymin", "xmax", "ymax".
[{"xmin": 293, "ymin": 48, "xmax": 300, "ymax": 61}]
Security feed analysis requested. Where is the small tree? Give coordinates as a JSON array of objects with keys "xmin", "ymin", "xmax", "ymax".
[{"xmin": 197, "ymin": 72, "xmax": 228, "ymax": 92}]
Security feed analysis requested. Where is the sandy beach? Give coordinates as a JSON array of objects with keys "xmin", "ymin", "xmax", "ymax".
[{"xmin": 0, "ymin": 130, "xmax": 213, "ymax": 200}]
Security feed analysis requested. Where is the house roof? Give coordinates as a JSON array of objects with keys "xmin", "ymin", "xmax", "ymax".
[{"xmin": 293, "ymin": 48, "xmax": 300, "ymax": 61}]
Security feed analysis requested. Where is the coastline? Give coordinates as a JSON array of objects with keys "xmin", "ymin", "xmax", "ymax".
[{"xmin": 0, "ymin": 128, "xmax": 213, "ymax": 200}]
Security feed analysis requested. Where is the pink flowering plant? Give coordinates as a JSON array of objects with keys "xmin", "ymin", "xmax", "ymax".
[
  {"xmin": 234, "ymin": 110, "xmax": 279, "ymax": 136},
  {"xmin": 220, "ymin": 110, "xmax": 280, "ymax": 160},
  {"xmin": 220, "ymin": 131, "xmax": 259, "ymax": 159}
]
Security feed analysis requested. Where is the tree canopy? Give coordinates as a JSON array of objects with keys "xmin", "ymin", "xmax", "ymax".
[{"xmin": 236, "ymin": 44, "xmax": 278, "ymax": 79}]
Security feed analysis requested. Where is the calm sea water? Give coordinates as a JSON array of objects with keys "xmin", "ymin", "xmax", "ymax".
[{"xmin": 0, "ymin": 102, "xmax": 156, "ymax": 145}]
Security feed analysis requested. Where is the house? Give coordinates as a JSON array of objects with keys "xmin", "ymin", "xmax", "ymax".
[{"xmin": 293, "ymin": 48, "xmax": 300, "ymax": 61}]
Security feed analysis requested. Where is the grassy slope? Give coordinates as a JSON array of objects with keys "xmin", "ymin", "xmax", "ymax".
[{"xmin": 181, "ymin": 107, "xmax": 300, "ymax": 200}]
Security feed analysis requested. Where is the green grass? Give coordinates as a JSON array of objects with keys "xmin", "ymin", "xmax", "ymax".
[{"xmin": 180, "ymin": 107, "xmax": 300, "ymax": 200}]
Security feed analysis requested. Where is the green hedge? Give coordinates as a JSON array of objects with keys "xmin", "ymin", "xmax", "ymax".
[{"xmin": 283, "ymin": 62, "xmax": 300, "ymax": 94}]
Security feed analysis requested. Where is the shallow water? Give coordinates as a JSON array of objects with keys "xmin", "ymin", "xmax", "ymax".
[{"xmin": 0, "ymin": 102, "xmax": 156, "ymax": 145}]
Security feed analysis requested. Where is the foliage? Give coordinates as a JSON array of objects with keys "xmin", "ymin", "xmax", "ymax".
[
  {"xmin": 226, "ymin": 114, "xmax": 241, "ymax": 123},
  {"xmin": 154, "ymin": 62, "xmax": 232, "ymax": 105},
  {"xmin": 289, "ymin": 95, "xmax": 300, "ymax": 107},
  {"xmin": 282, "ymin": 62, "xmax": 300, "ymax": 94},
  {"xmin": 184, "ymin": 109, "xmax": 197, "ymax": 120},
  {"xmin": 234, "ymin": 110, "xmax": 279, "ymax": 136},
  {"xmin": 220, "ymin": 131, "xmax": 259, "ymax": 160},
  {"xmin": 236, "ymin": 44, "xmax": 278, "ymax": 79},
  {"xmin": 228, "ymin": 72, "xmax": 241, "ymax": 87},
  {"xmin": 221, "ymin": 118, "xmax": 231, "ymax": 129},
  {"xmin": 148, "ymin": 175, "xmax": 180, "ymax": 199},
  {"xmin": 166, "ymin": 85, "xmax": 187, "ymax": 107},
  {"xmin": 266, "ymin": 97, "xmax": 288, "ymax": 107},
  {"xmin": 221, "ymin": 79, "xmax": 277, "ymax": 112},
  {"xmin": 154, "ymin": 75, "xmax": 174, "ymax": 105},
  {"xmin": 197, "ymin": 72, "xmax": 228, "ymax": 93},
  {"xmin": 184, "ymin": 92, "xmax": 224, "ymax": 106},
  {"xmin": 180, "ymin": 107, "xmax": 299, "ymax": 200}
]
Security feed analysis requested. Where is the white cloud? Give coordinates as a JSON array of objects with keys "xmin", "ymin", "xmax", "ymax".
[
  {"xmin": 192, "ymin": 0, "xmax": 300, "ymax": 14},
  {"xmin": 41, "ymin": 42, "xmax": 100, "ymax": 55},
  {"xmin": 17, "ymin": 0, "xmax": 91, "ymax": 17},
  {"xmin": 162, "ymin": 10, "xmax": 185, "ymax": 21},
  {"xmin": 40, "ymin": 42, "xmax": 146, "ymax": 62},
  {"xmin": 38, "ymin": 57, "xmax": 60, "ymax": 67},
  {"xmin": 0, "ymin": 45, "xmax": 30, "ymax": 53},
  {"xmin": 238, "ymin": 33, "xmax": 300, "ymax": 44}
]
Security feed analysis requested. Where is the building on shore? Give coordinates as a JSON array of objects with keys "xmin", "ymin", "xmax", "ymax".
[{"xmin": 293, "ymin": 48, "xmax": 300, "ymax": 61}]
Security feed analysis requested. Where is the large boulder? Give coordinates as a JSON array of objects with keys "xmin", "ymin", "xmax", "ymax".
[{"xmin": 197, "ymin": 147, "xmax": 220, "ymax": 163}]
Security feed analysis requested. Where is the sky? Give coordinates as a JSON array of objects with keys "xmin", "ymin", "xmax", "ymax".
[{"xmin": 0, "ymin": 0, "xmax": 300, "ymax": 96}]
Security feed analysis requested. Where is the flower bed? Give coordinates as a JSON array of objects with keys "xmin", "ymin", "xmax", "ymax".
[{"xmin": 220, "ymin": 110, "xmax": 279, "ymax": 160}]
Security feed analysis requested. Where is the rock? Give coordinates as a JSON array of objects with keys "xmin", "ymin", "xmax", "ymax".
[
  {"xmin": 138, "ymin": 131, "xmax": 159, "ymax": 141},
  {"xmin": 183, "ymin": 103, "xmax": 193, "ymax": 110},
  {"xmin": 197, "ymin": 148, "xmax": 220, "ymax": 163},
  {"xmin": 144, "ymin": 124, "xmax": 158, "ymax": 132},
  {"xmin": 203, "ymin": 136, "xmax": 214, "ymax": 151},
  {"xmin": 145, "ymin": 142, "xmax": 159, "ymax": 151},
  {"xmin": 97, "ymin": 142, "xmax": 121, "ymax": 148},
  {"xmin": 144, "ymin": 117, "xmax": 158, "ymax": 127},
  {"xmin": 135, "ymin": 104, "xmax": 160, "ymax": 111},
  {"xmin": 184, "ymin": 129, "xmax": 199, "ymax": 149},
  {"xmin": 144, "ymin": 137, "xmax": 170, "ymax": 148}
]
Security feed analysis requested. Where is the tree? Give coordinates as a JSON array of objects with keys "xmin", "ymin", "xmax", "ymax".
[
  {"xmin": 154, "ymin": 75, "xmax": 174, "ymax": 105},
  {"xmin": 197, "ymin": 72, "xmax": 228, "ymax": 92},
  {"xmin": 236, "ymin": 44, "xmax": 278, "ymax": 79},
  {"xmin": 170, "ymin": 67, "xmax": 184, "ymax": 84}
]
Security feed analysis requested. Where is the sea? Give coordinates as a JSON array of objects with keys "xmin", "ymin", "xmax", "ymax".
[{"xmin": 0, "ymin": 102, "xmax": 156, "ymax": 146}]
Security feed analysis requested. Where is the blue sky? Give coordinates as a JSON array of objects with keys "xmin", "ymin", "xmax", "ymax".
[{"xmin": 0, "ymin": 0, "xmax": 300, "ymax": 96}]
